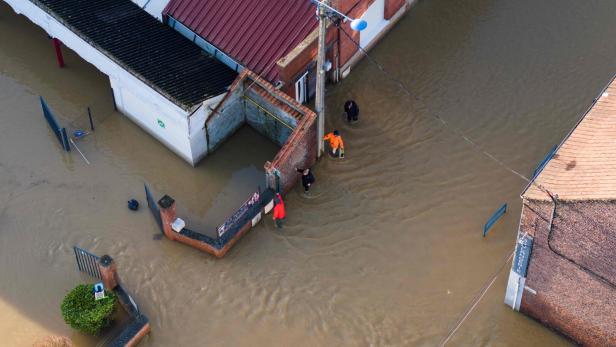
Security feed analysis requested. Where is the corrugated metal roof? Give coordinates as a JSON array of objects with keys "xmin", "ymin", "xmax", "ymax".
[
  {"xmin": 524, "ymin": 76, "xmax": 616, "ymax": 200},
  {"xmin": 163, "ymin": 0, "xmax": 318, "ymax": 82},
  {"xmin": 32, "ymin": 0, "xmax": 238, "ymax": 110}
]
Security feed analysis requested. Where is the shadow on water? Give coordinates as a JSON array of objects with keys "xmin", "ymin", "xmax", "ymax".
[{"xmin": 2, "ymin": 0, "xmax": 616, "ymax": 346}]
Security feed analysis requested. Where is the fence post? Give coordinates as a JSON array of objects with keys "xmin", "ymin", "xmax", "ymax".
[
  {"xmin": 275, "ymin": 170, "xmax": 280, "ymax": 193},
  {"xmin": 483, "ymin": 203, "xmax": 507, "ymax": 237},
  {"xmin": 98, "ymin": 255, "xmax": 119, "ymax": 290},
  {"xmin": 61, "ymin": 128, "xmax": 71, "ymax": 152},
  {"xmin": 87, "ymin": 107, "xmax": 94, "ymax": 131},
  {"xmin": 158, "ymin": 195, "xmax": 177, "ymax": 241}
]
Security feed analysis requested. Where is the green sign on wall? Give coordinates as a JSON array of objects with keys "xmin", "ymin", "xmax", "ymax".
[{"xmin": 157, "ymin": 118, "xmax": 165, "ymax": 128}]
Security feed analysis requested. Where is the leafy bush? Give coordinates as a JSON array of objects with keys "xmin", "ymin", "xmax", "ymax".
[{"xmin": 61, "ymin": 284, "xmax": 116, "ymax": 335}]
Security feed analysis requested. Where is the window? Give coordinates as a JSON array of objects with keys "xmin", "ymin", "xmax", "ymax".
[{"xmin": 295, "ymin": 71, "xmax": 309, "ymax": 104}]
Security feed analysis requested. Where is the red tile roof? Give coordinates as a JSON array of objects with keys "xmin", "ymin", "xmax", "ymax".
[
  {"xmin": 163, "ymin": 0, "xmax": 318, "ymax": 82},
  {"xmin": 524, "ymin": 76, "xmax": 616, "ymax": 200}
]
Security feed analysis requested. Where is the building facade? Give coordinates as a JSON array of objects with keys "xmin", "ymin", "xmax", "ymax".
[
  {"xmin": 163, "ymin": 0, "xmax": 415, "ymax": 104},
  {"xmin": 504, "ymin": 76, "xmax": 616, "ymax": 346}
]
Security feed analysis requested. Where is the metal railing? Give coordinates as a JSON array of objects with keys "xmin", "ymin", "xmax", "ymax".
[{"xmin": 73, "ymin": 246, "xmax": 101, "ymax": 279}]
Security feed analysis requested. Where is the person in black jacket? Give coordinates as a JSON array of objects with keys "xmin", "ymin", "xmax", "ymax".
[
  {"xmin": 296, "ymin": 167, "xmax": 315, "ymax": 193},
  {"xmin": 344, "ymin": 100, "xmax": 359, "ymax": 123}
]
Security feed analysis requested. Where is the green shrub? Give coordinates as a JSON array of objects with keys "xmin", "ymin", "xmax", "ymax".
[{"xmin": 61, "ymin": 284, "xmax": 116, "ymax": 335}]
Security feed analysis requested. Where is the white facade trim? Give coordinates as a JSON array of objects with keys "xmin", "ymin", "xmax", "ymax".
[{"xmin": 359, "ymin": 0, "xmax": 390, "ymax": 48}]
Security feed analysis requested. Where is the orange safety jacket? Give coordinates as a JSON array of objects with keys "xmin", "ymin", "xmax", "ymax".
[
  {"xmin": 324, "ymin": 133, "xmax": 344, "ymax": 150},
  {"xmin": 273, "ymin": 194, "xmax": 286, "ymax": 220}
]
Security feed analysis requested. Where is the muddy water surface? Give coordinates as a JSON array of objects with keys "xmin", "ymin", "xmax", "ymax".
[{"xmin": 2, "ymin": 0, "xmax": 616, "ymax": 346}]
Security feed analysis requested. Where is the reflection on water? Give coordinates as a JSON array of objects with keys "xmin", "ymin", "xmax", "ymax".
[{"xmin": 2, "ymin": 0, "xmax": 616, "ymax": 346}]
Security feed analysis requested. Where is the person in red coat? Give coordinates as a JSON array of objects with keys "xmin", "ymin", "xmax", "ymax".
[{"xmin": 272, "ymin": 193, "xmax": 285, "ymax": 228}]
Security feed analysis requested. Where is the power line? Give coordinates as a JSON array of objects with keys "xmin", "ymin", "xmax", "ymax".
[
  {"xmin": 438, "ymin": 249, "xmax": 515, "ymax": 347},
  {"xmin": 335, "ymin": 21, "xmax": 533, "ymax": 184},
  {"xmin": 334, "ymin": 18, "xmax": 616, "ymax": 344}
]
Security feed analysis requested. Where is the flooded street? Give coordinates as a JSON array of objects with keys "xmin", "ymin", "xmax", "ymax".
[{"xmin": 2, "ymin": 0, "xmax": 616, "ymax": 345}]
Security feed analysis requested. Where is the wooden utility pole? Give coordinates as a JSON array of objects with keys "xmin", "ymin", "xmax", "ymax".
[{"xmin": 315, "ymin": 0, "xmax": 328, "ymax": 158}]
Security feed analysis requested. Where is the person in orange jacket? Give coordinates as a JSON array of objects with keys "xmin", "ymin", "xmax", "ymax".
[
  {"xmin": 272, "ymin": 193, "xmax": 285, "ymax": 228},
  {"xmin": 323, "ymin": 130, "xmax": 345, "ymax": 158}
]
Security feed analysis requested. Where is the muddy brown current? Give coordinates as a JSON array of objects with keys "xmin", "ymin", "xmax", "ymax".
[{"xmin": 2, "ymin": 0, "xmax": 616, "ymax": 346}]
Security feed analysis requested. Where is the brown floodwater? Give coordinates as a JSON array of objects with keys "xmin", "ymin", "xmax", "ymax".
[{"xmin": 1, "ymin": 0, "xmax": 615, "ymax": 346}]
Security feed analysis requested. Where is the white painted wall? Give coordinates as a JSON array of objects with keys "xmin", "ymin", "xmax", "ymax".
[
  {"xmin": 187, "ymin": 93, "xmax": 225, "ymax": 164},
  {"xmin": 110, "ymin": 78, "xmax": 192, "ymax": 163},
  {"xmin": 360, "ymin": 0, "xmax": 390, "ymax": 48},
  {"xmin": 3, "ymin": 0, "xmax": 216, "ymax": 166}
]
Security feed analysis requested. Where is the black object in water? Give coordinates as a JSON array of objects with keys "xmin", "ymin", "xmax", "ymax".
[{"xmin": 128, "ymin": 199, "xmax": 139, "ymax": 211}]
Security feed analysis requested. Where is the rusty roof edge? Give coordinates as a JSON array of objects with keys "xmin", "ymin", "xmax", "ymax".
[
  {"xmin": 277, "ymin": 26, "xmax": 321, "ymax": 69},
  {"xmin": 521, "ymin": 72, "xmax": 616, "ymax": 199}
]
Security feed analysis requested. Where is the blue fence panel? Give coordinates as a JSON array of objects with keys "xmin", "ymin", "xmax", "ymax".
[
  {"xmin": 483, "ymin": 203, "xmax": 507, "ymax": 237},
  {"xmin": 40, "ymin": 96, "xmax": 70, "ymax": 151},
  {"xmin": 144, "ymin": 184, "xmax": 162, "ymax": 233}
]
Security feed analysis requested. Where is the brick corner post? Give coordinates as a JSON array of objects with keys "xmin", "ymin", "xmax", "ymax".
[
  {"xmin": 158, "ymin": 195, "xmax": 178, "ymax": 241},
  {"xmin": 264, "ymin": 162, "xmax": 276, "ymax": 192},
  {"xmin": 98, "ymin": 255, "xmax": 119, "ymax": 290}
]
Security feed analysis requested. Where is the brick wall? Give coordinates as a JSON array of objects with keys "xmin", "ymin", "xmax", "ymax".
[
  {"xmin": 245, "ymin": 88, "xmax": 298, "ymax": 146},
  {"xmin": 265, "ymin": 116, "xmax": 317, "ymax": 194},
  {"xmin": 205, "ymin": 85, "xmax": 245, "ymax": 152},
  {"xmin": 385, "ymin": 0, "xmax": 407, "ymax": 19},
  {"xmin": 518, "ymin": 200, "xmax": 616, "ymax": 346},
  {"xmin": 211, "ymin": 70, "xmax": 318, "ymax": 195},
  {"xmin": 277, "ymin": 0, "xmax": 409, "ymax": 99}
]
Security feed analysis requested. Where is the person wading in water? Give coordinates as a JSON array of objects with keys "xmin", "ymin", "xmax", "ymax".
[
  {"xmin": 272, "ymin": 193, "xmax": 285, "ymax": 228},
  {"xmin": 344, "ymin": 100, "xmax": 359, "ymax": 123},
  {"xmin": 323, "ymin": 130, "xmax": 345, "ymax": 158},
  {"xmin": 296, "ymin": 167, "xmax": 315, "ymax": 193}
]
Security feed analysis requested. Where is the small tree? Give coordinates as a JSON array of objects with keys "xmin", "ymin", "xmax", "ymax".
[{"xmin": 61, "ymin": 284, "xmax": 116, "ymax": 335}]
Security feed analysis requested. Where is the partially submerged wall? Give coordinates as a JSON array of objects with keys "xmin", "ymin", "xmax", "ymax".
[
  {"xmin": 147, "ymin": 71, "xmax": 317, "ymax": 257},
  {"xmin": 510, "ymin": 200, "xmax": 616, "ymax": 346},
  {"xmin": 210, "ymin": 70, "xmax": 318, "ymax": 194},
  {"xmin": 265, "ymin": 116, "xmax": 317, "ymax": 194},
  {"xmin": 151, "ymin": 189, "xmax": 275, "ymax": 258},
  {"xmin": 205, "ymin": 88, "xmax": 245, "ymax": 152},
  {"xmin": 244, "ymin": 89, "xmax": 298, "ymax": 146}
]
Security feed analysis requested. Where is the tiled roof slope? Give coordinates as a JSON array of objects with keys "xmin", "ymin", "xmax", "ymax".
[
  {"xmin": 525, "ymin": 77, "xmax": 616, "ymax": 200},
  {"xmin": 163, "ymin": 0, "xmax": 318, "ymax": 82},
  {"xmin": 32, "ymin": 0, "xmax": 237, "ymax": 110}
]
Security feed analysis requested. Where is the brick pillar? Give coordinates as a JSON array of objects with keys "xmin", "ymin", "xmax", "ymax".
[
  {"xmin": 98, "ymin": 255, "xmax": 119, "ymax": 290},
  {"xmin": 158, "ymin": 195, "xmax": 177, "ymax": 241},
  {"xmin": 264, "ymin": 162, "xmax": 276, "ymax": 192}
]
